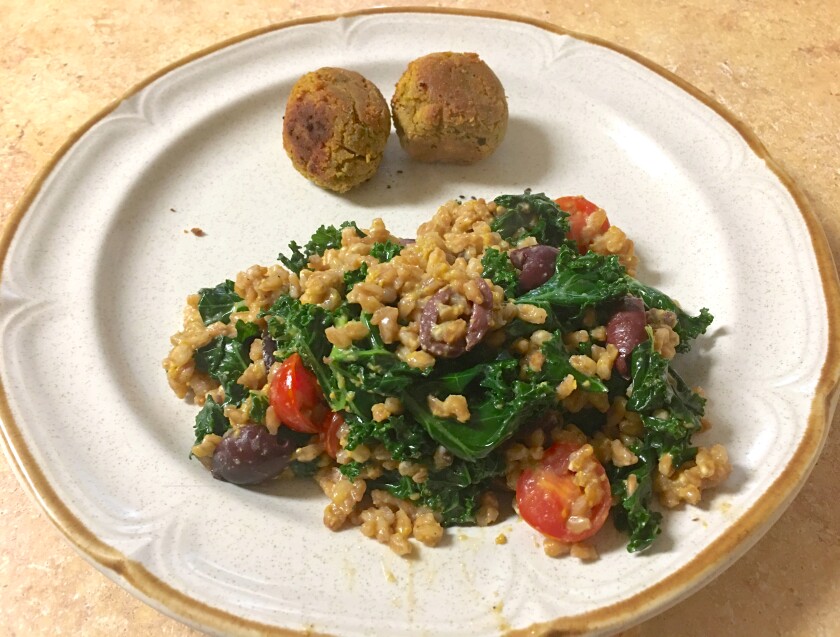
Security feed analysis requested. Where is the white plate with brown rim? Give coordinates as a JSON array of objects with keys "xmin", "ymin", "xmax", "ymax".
[{"xmin": 1, "ymin": 8, "xmax": 838, "ymax": 637}]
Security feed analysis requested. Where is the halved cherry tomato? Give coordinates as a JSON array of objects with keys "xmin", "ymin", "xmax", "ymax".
[
  {"xmin": 269, "ymin": 353, "xmax": 328, "ymax": 433},
  {"xmin": 320, "ymin": 411, "xmax": 344, "ymax": 459},
  {"xmin": 516, "ymin": 442, "xmax": 611, "ymax": 543},
  {"xmin": 555, "ymin": 195, "xmax": 610, "ymax": 255}
]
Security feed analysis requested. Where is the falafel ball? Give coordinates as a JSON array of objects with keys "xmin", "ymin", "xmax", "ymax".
[
  {"xmin": 391, "ymin": 52, "xmax": 508, "ymax": 164},
  {"xmin": 283, "ymin": 67, "xmax": 391, "ymax": 193}
]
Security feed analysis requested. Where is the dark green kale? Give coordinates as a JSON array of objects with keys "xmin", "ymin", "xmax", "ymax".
[
  {"xmin": 344, "ymin": 413, "xmax": 435, "ymax": 462},
  {"xmin": 276, "ymin": 424, "xmax": 324, "ymax": 479},
  {"xmin": 192, "ymin": 397, "xmax": 230, "ymax": 445},
  {"xmin": 625, "ymin": 336, "xmax": 671, "ymax": 413},
  {"xmin": 278, "ymin": 221, "xmax": 364, "ymax": 274},
  {"xmin": 249, "ymin": 391, "xmax": 269, "ymax": 424},
  {"xmin": 565, "ymin": 408, "xmax": 607, "ymax": 437},
  {"xmin": 608, "ymin": 448, "xmax": 662, "ymax": 552},
  {"xmin": 632, "ymin": 352, "xmax": 703, "ymax": 468},
  {"xmin": 339, "ymin": 461, "xmax": 366, "ymax": 482},
  {"xmin": 481, "ymin": 248, "xmax": 519, "ymax": 298},
  {"xmin": 538, "ymin": 335, "xmax": 608, "ymax": 393},
  {"xmin": 326, "ymin": 316, "xmax": 423, "ymax": 418},
  {"xmin": 289, "ymin": 460, "xmax": 320, "ymax": 477},
  {"xmin": 370, "ymin": 240, "xmax": 402, "ymax": 262},
  {"xmin": 516, "ymin": 250, "xmax": 712, "ymax": 353},
  {"xmin": 498, "ymin": 301, "xmax": 562, "ymax": 341},
  {"xmin": 343, "ymin": 262, "xmax": 368, "ymax": 292},
  {"xmin": 374, "ymin": 452, "xmax": 506, "ymax": 526},
  {"xmin": 491, "ymin": 191, "xmax": 570, "ymax": 246},
  {"xmin": 607, "ymin": 338, "xmax": 707, "ymax": 551},
  {"xmin": 263, "ymin": 295, "xmax": 339, "ymax": 408},
  {"xmin": 668, "ymin": 366, "xmax": 707, "ymax": 424},
  {"xmin": 626, "ymin": 279, "xmax": 713, "ymax": 352},
  {"xmin": 432, "ymin": 365, "xmax": 486, "ymax": 394},
  {"xmin": 626, "ymin": 339, "xmax": 705, "ymax": 431},
  {"xmin": 516, "ymin": 245, "xmax": 629, "ymax": 308},
  {"xmin": 642, "ymin": 414, "xmax": 698, "ymax": 468},
  {"xmin": 404, "ymin": 358, "xmax": 555, "ymax": 461},
  {"xmin": 196, "ymin": 280, "xmax": 247, "ymax": 326},
  {"xmin": 673, "ymin": 307, "xmax": 713, "ymax": 351},
  {"xmin": 193, "ymin": 320, "xmax": 259, "ymax": 405}
]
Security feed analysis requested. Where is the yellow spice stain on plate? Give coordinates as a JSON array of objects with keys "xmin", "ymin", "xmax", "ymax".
[
  {"xmin": 492, "ymin": 601, "xmax": 511, "ymax": 632},
  {"xmin": 381, "ymin": 561, "xmax": 396, "ymax": 584}
]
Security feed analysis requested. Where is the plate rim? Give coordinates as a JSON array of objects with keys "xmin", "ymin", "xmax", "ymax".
[{"xmin": 1, "ymin": 6, "xmax": 838, "ymax": 636}]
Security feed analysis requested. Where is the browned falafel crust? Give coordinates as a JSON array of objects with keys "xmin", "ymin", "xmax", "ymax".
[
  {"xmin": 391, "ymin": 52, "xmax": 508, "ymax": 164},
  {"xmin": 283, "ymin": 67, "xmax": 391, "ymax": 193}
]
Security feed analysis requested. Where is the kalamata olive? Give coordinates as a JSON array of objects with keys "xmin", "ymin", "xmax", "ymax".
[
  {"xmin": 262, "ymin": 331, "xmax": 278, "ymax": 370},
  {"xmin": 465, "ymin": 278, "xmax": 493, "ymax": 351},
  {"xmin": 509, "ymin": 245, "xmax": 559, "ymax": 292},
  {"xmin": 606, "ymin": 296, "xmax": 647, "ymax": 377},
  {"xmin": 419, "ymin": 279, "xmax": 494, "ymax": 357},
  {"xmin": 211, "ymin": 425, "xmax": 293, "ymax": 485},
  {"xmin": 419, "ymin": 287, "xmax": 466, "ymax": 358}
]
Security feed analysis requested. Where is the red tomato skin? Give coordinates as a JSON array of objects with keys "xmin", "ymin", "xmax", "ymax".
[
  {"xmin": 321, "ymin": 411, "xmax": 344, "ymax": 459},
  {"xmin": 269, "ymin": 353, "xmax": 325, "ymax": 434},
  {"xmin": 555, "ymin": 195, "xmax": 599, "ymax": 216},
  {"xmin": 516, "ymin": 442, "xmax": 611, "ymax": 543},
  {"xmin": 555, "ymin": 195, "xmax": 610, "ymax": 255}
]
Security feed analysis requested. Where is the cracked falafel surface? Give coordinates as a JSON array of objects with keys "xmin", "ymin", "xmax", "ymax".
[
  {"xmin": 391, "ymin": 52, "xmax": 508, "ymax": 164},
  {"xmin": 283, "ymin": 67, "xmax": 391, "ymax": 193}
]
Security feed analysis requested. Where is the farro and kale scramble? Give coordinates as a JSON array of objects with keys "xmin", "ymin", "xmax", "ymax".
[{"xmin": 163, "ymin": 192, "xmax": 729, "ymax": 559}]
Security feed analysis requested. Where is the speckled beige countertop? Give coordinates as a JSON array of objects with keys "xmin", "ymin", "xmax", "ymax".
[{"xmin": 1, "ymin": 1, "xmax": 839, "ymax": 635}]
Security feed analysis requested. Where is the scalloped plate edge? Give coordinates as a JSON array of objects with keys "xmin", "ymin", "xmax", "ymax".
[{"xmin": 1, "ymin": 7, "xmax": 838, "ymax": 637}]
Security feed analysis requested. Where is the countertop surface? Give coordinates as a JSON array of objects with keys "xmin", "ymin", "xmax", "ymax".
[{"xmin": 1, "ymin": 1, "xmax": 839, "ymax": 635}]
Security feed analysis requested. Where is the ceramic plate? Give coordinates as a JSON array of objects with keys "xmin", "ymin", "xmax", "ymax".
[{"xmin": 1, "ymin": 9, "xmax": 838, "ymax": 637}]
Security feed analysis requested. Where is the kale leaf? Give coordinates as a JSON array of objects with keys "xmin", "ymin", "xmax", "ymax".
[
  {"xmin": 516, "ymin": 245, "xmax": 629, "ymax": 308},
  {"xmin": 492, "ymin": 191, "xmax": 570, "ymax": 246},
  {"xmin": 263, "ymin": 295, "xmax": 338, "ymax": 407},
  {"xmin": 289, "ymin": 460, "xmax": 320, "ymax": 477},
  {"xmin": 642, "ymin": 414, "xmax": 699, "ymax": 468},
  {"xmin": 264, "ymin": 300, "xmax": 415, "ymax": 419},
  {"xmin": 607, "ymin": 338, "xmax": 707, "ymax": 552},
  {"xmin": 432, "ymin": 365, "xmax": 486, "ymax": 394},
  {"xmin": 196, "ymin": 280, "xmax": 247, "ymax": 326},
  {"xmin": 249, "ymin": 391, "xmax": 269, "ymax": 424},
  {"xmin": 404, "ymin": 358, "xmax": 555, "ymax": 461},
  {"xmin": 278, "ymin": 241, "xmax": 309, "ymax": 275},
  {"xmin": 481, "ymin": 248, "xmax": 519, "ymax": 298},
  {"xmin": 608, "ymin": 448, "xmax": 662, "ymax": 552},
  {"xmin": 538, "ymin": 335, "xmax": 608, "ymax": 393},
  {"xmin": 625, "ymin": 337, "xmax": 670, "ymax": 413},
  {"xmin": 673, "ymin": 307, "xmax": 714, "ymax": 351},
  {"xmin": 279, "ymin": 221, "xmax": 364, "ymax": 274},
  {"xmin": 343, "ymin": 262, "xmax": 368, "ymax": 292},
  {"xmin": 374, "ymin": 452, "xmax": 505, "ymax": 526},
  {"xmin": 193, "ymin": 397, "xmax": 230, "ymax": 445},
  {"xmin": 626, "ymin": 279, "xmax": 713, "ymax": 352},
  {"xmin": 339, "ymin": 461, "xmax": 366, "ymax": 481},
  {"xmin": 516, "ymin": 250, "xmax": 712, "ymax": 353},
  {"xmin": 626, "ymin": 339, "xmax": 705, "ymax": 431},
  {"xmin": 193, "ymin": 320, "xmax": 259, "ymax": 405},
  {"xmin": 326, "ymin": 316, "xmax": 423, "ymax": 418},
  {"xmin": 344, "ymin": 413, "xmax": 435, "ymax": 462},
  {"xmin": 370, "ymin": 240, "xmax": 402, "ymax": 262}
]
